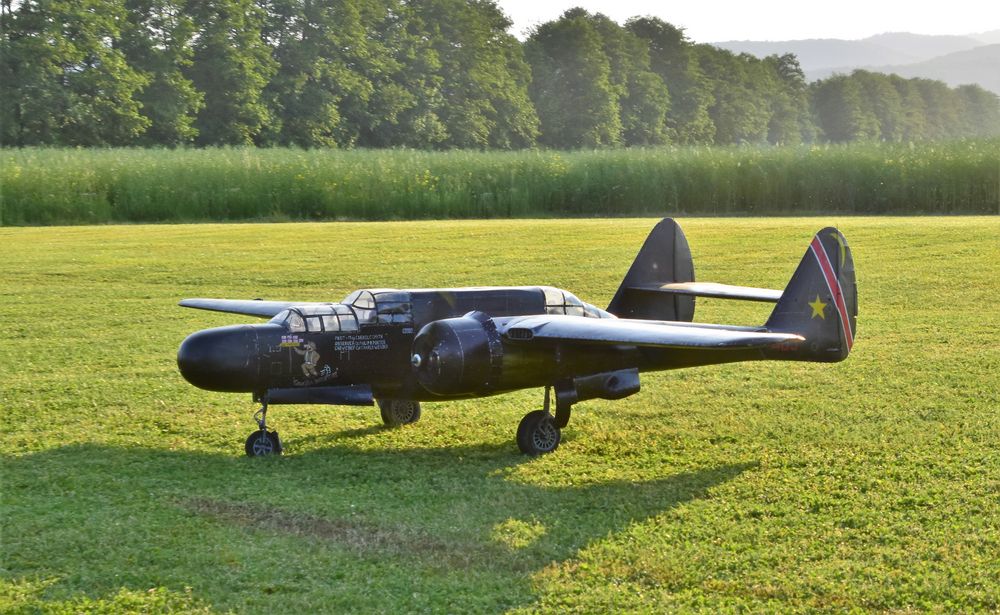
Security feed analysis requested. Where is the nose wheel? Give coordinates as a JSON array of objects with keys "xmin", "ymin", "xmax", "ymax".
[{"xmin": 245, "ymin": 402, "xmax": 282, "ymax": 457}]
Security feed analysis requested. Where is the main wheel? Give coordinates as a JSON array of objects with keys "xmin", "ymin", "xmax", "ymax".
[
  {"xmin": 378, "ymin": 399, "xmax": 421, "ymax": 427},
  {"xmin": 516, "ymin": 410, "xmax": 561, "ymax": 455},
  {"xmin": 244, "ymin": 429, "xmax": 283, "ymax": 457}
]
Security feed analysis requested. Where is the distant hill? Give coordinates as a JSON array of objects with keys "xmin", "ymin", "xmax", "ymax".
[
  {"xmin": 839, "ymin": 45, "xmax": 1000, "ymax": 94},
  {"xmin": 864, "ymin": 33, "xmax": 984, "ymax": 62},
  {"xmin": 713, "ymin": 32, "xmax": 1000, "ymax": 94},
  {"xmin": 711, "ymin": 38, "xmax": 919, "ymax": 72},
  {"xmin": 712, "ymin": 33, "xmax": 984, "ymax": 74},
  {"xmin": 971, "ymin": 29, "xmax": 1000, "ymax": 45}
]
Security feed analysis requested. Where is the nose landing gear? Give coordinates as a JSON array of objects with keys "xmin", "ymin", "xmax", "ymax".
[{"xmin": 245, "ymin": 401, "xmax": 283, "ymax": 457}]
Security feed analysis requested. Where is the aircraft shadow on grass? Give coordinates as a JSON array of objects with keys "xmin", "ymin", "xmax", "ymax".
[{"xmin": 5, "ymin": 438, "xmax": 755, "ymax": 611}]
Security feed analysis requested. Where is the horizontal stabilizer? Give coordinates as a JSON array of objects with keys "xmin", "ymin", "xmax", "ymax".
[
  {"xmin": 632, "ymin": 282, "xmax": 782, "ymax": 303},
  {"xmin": 179, "ymin": 298, "xmax": 298, "ymax": 318},
  {"xmin": 502, "ymin": 315, "xmax": 803, "ymax": 350}
]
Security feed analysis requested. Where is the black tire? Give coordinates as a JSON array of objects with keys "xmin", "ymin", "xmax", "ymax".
[
  {"xmin": 516, "ymin": 410, "xmax": 561, "ymax": 455},
  {"xmin": 377, "ymin": 399, "xmax": 421, "ymax": 427},
  {"xmin": 244, "ymin": 430, "xmax": 282, "ymax": 457}
]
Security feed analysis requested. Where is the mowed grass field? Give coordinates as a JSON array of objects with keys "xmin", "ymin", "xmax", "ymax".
[{"xmin": 2, "ymin": 217, "xmax": 999, "ymax": 612}]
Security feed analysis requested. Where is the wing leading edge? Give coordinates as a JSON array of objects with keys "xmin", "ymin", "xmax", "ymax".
[
  {"xmin": 631, "ymin": 282, "xmax": 782, "ymax": 303},
  {"xmin": 179, "ymin": 298, "xmax": 300, "ymax": 318},
  {"xmin": 501, "ymin": 314, "xmax": 802, "ymax": 349}
]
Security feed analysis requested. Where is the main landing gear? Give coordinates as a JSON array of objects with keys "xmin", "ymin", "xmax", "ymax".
[
  {"xmin": 245, "ymin": 401, "xmax": 283, "ymax": 457},
  {"xmin": 241, "ymin": 391, "xmax": 566, "ymax": 456},
  {"xmin": 516, "ymin": 386, "xmax": 571, "ymax": 456},
  {"xmin": 377, "ymin": 399, "xmax": 422, "ymax": 427}
]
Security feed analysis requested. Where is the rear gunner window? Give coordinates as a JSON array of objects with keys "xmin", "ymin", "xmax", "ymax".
[
  {"xmin": 375, "ymin": 292, "xmax": 413, "ymax": 325},
  {"xmin": 544, "ymin": 288, "xmax": 585, "ymax": 316}
]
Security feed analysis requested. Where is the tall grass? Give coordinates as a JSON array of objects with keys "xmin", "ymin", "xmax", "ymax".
[{"xmin": 2, "ymin": 141, "xmax": 998, "ymax": 225}]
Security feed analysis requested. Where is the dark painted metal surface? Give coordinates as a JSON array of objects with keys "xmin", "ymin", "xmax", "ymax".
[
  {"xmin": 176, "ymin": 218, "xmax": 858, "ymax": 453},
  {"xmin": 177, "ymin": 325, "xmax": 261, "ymax": 392},
  {"xmin": 266, "ymin": 385, "xmax": 374, "ymax": 406}
]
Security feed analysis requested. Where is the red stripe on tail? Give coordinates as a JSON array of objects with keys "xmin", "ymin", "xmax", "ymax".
[{"xmin": 810, "ymin": 237, "xmax": 854, "ymax": 350}]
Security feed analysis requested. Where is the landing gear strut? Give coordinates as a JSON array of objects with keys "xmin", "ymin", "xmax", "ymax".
[
  {"xmin": 245, "ymin": 400, "xmax": 282, "ymax": 457},
  {"xmin": 516, "ymin": 386, "xmax": 571, "ymax": 455}
]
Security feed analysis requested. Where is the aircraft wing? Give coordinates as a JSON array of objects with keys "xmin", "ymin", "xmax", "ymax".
[
  {"xmin": 179, "ymin": 298, "xmax": 300, "ymax": 318},
  {"xmin": 501, "ymin": 315, "xmax": 803, "ymax": 349}
]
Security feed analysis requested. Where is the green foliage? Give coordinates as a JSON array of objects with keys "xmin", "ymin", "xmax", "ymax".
[
  {"xmin": 2, "ymin": 142, "xmax": 998, "ymax": 225},
  {"xmin": 2, "ymin": 218, "xmax": 1000, "ymax": 612},
  {"xmin": 2, "ymin": 3, "xmax": 997, "ymax": 147},
  {"xmin": 585, "ymin": 11, "xmax": 670, "ymax": 146},
  {"xmin": 812, "ymin": 71, "xmax": 1000, "ymax": 143},
  {"xmin": 627, "ymin": 17, "xmax": 716, "ymax": 145},
  {"xmin": 341, "ymin": 0, "xmax": 446, "ymax": 148},
  {"xmin": 0, "ymin": 0, "xmax": 150, "ymax": 146},
  {"xmin": 890, "ymin": 75, "xmax": 930, "ymax": 141},
  {"xmin": 915, "ymin": 78, "xmax": 964, "ymax": 141},
  {"xmin": 259, "ymin": 0, "xmax": 364, "ymax": 147},
  {"xmin": 525, "ymin": 10, "xmax": 622, "ymax": 148},
  {"xmin": 812, "ymin": 75, "xmax": 880, "ymax": 142},
  {"xmin": 187, "ymin": 0, "xmax": 276, "ymax": 145},
  {"xmin": 120, "ymin": 0, "xmax": 204, "ymax": 145},
  {"xmin": 620, "ymin": 70, "xmax": 671, "ymax": 145},
  {"xmin": 696, "ymin": 45, "xmax": 775, "ymax": 145},
  {"xmin": 409, "ymin": 0, "xmax": 539, "ymax": 149},
  {"xmin": 957, "ymin": 84, "xmax": 1000, "ymax": 137},
  {"xmin": 764, "ymin": 53, "xmax": 815, "ymax": 145},
  {"xmin": 851, "ymin": 70, "xmax": 902, "ymax": 142},
  {"xmin": 523, "ymin": 9, "xmax": 672, "ymax": 148}
]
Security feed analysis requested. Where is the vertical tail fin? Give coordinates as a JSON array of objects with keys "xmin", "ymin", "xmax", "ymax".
[
  {"xmin": 607, "ymin": 218, "xmax": 696, "ymax": 322},
  {"xmin": 766, "ymin": 228, "xmax": 858, "ymax": 362}
]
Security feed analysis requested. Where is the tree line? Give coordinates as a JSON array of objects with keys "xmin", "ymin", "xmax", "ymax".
[{"xmin": 3, "ymin": 1, "xmax": 999, "ymax": 148}]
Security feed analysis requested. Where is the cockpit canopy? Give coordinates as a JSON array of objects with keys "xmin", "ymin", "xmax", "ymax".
[
  {"xmin": 268, "ymin": 286, "xmax": 612, "ymax": 333},
  {"xmin": 541, "ymin": 287, "xmax": 614, "ymax": 319},
  {"xmin": 269, "ymin": 304, "xmax": 360, "ymax": 333},
  {"xmin": 342, "ymin": 289, "xmax": 413, "ymax": 325},
  {"xmin": 268, "ymin": 290, "xmax": 415, "ymax": 333}
]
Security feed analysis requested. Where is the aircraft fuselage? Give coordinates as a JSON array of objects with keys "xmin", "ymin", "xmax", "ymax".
[{"xmin": 177, "ymin": 285, "xmax": 766, "ymax": 404}]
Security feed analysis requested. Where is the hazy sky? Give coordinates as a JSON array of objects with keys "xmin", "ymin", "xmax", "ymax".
[{"xmin": 496, "ymin": 0, "xmax": 1000, "ymax": 42}]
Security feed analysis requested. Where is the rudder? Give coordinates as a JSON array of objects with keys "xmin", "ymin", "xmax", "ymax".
[
  {"xmin": 607, "ymin": 218, "xmax": 696, "ymax": 322},
  {"xmin": 765, "ymin": 228, "xmax": 858, "ymax": 362}
]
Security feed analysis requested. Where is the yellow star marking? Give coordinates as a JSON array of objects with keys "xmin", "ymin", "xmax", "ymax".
[
  {"xmin": 829, "ymin": 231, "xmax": 848, "ymax": 268},
  {"xmin": 809, "ymin": 295, "xmax": 827, "ymax": 319}
]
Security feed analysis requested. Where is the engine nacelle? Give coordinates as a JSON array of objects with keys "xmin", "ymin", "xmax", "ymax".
[{"xmin": 411, "ymin": 312, "xmax": 503, "ymax": 395}]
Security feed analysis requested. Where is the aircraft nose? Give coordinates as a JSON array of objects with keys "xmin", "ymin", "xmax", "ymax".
[{"xmin": 177, "ymin": 325, "xmax": 260, "ymax": 392}]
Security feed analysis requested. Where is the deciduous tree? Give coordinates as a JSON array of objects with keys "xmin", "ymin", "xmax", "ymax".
[
  {"xmin": 121, "ymin": 0, "xmax": 203, "ymax": 145},
  {"xmin": 187, "ymin": 0, "xmax": 276, "ymax": 145},
  {"xmin": 525, "ymin": 10, "xmax": 621, "ymax": 148},
  {"xmin": 1, "ymin": 0, "xmax": 149, "ymax": 146}
]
